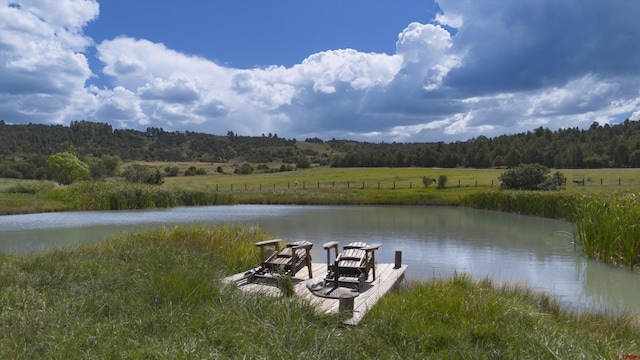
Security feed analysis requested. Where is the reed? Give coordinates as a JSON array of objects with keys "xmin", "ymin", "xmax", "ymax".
[
  {"xmin": 460, "ymin": 190, "xmax": 578, "ymax": 220},
  {"xmin": 46, "ymin": 181, "xmax": 235, "ymax": 210},
  {"xmin": 1, "ymin": 180, "xmax": 58, "ymax": 194},
  {"xmin": 573, "ymin": 193, "xmax": 640, "ymax": 269}
]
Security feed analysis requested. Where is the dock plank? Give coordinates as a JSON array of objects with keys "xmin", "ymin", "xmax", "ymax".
[{"xmin": 223, "ymin": 262, "xmax": 407, "ymax": 325}]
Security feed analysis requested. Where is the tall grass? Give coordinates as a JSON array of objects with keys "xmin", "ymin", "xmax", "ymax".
[
  {"xmin": 363, "ymin": 275, "xmax": 640, "ymax": 358},
  {"xmin": 461, "ymin": 190, "xmax": 578, "ymax": 220},
  {"xmin": 574, "ymin": 193, "xmax": 640, "ymax": 269},
  {"xmin": 1, "ymin": 180, "xmax": 58, "ymax": 194},
  {"xmin": 46, "ymin": 181, "xmax": 236, "ymax": 210},
  {"xmin": 0, "ymin": 180, "xmax": 66, "ymax": 215},
  {"xmin": 1, "ymin": 226, "xmax": 639, "ymax": 358}
]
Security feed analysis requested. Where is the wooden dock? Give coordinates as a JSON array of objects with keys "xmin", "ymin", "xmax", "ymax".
[{"xmin": 223, "ymin": 262, "xmax": 407, "ymax": 325}]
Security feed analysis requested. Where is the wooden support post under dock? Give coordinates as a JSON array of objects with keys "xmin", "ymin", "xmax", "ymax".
[{"xmin": 224, "ymin": 262, "xmax": 407, "ymax": 325}]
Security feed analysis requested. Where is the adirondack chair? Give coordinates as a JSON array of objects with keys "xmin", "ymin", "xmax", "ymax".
[
  {"xmin": 322, "ymin": 241, "xmax": 381, "ymax": 290},
  {"xmin": 252, "ymin": 239, "xmax": 313, "ymax": 280}
]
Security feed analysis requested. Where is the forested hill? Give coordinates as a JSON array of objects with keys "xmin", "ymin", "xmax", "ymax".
[
  {"xmin": 330, "ymin": 119, "xmax": 640, "ymax": 169},
  {"xmin": 0, "ymin": 120, "xmax": 298, "ymax": 163},
  {"xmin": 1, "ymin": 119, "xmax": 640, "ymax": 177}
]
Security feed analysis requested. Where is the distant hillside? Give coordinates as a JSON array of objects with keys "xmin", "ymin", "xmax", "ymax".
[
  {"xmin": 1, "ymin": 119, "xmax": 639, "ymax": 180},
  {"xmin": 327, "ymin": 119, "xmax": 640, "ymax": 169}
]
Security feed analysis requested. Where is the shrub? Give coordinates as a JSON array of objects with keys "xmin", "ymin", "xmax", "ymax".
[
  {"xmin": 235, "ymin": 163, "xmax": 254, "ymax": 174},
  {"xmin": 296, "ymin": 155, "xmax": 311, "ymax": 169},
  {"xmin": 499, "ymin": 163, "xmax": 565, "ymax": 191},
  {"xmin": 164, "ymin": 166, "xmax": 180, "ymax": 177},
  {"xmin": 87, "ymin": 155, "xmax": 121, "ymax": 179},
  {"xmin": 422, "ymin": 176, "xmax": 435, "ymax": 188},
  {"xmin": 122, "ymin": 164, "xmax": 164, "ymax": 185},
  {"xmin": 184, "ymin": 166, "xmax": 206, "ymax": 176},
  {"xmin": 437, "ymin": 175, "xmax": 448, "ymax": 189}
]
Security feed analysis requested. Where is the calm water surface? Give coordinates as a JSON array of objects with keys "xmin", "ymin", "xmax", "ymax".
[{"xmin": 1, "ymin": 205, "xmax": 639, "ymax": 314}]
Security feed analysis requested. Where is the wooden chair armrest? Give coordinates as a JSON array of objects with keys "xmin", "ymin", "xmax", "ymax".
[
  {"xmin": 323, "ymin": 241, "xmax": 339, "ymax": 249},
  {"xmin": 291, "ymin": 243, "xmax": 313, "ymax": 250},
  {"xmin": 255, "ymin": 239, "xmax": 283, "ymax": 247}
]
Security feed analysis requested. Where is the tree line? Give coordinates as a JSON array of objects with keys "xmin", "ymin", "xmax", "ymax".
[
  {"xmin": 329, "ymin": 119, "xmax": 640, "ymax": 169},
  {"xmin": 1, "ymin": 119, "xmax": 639, "ymax": 180}
]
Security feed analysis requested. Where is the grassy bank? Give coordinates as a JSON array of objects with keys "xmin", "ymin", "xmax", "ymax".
[
  {"xmin": 1, "ymin": 226, "xmax": 638, "ymax": 358},
  {"xmin": 0, "ymin": 179, "xmax": 67, "ymax": 215}
]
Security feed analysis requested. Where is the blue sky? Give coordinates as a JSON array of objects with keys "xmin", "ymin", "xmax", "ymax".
[{"xmin": 1, "ymin": 0, "xmax": 639, "ymax": 143}]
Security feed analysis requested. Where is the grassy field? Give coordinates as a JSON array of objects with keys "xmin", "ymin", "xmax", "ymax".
[
  {"xmin": 163, "ymin": 165, "xmax": 640, "ymax": 191},
  {"xmin": 2, "ymin": 166, "xmax": 640, "ymax": 214},
  {"xmin": 163, "ymin": 166, "xmax": 640, "ymax": 208},
  {"xmin": 1, "ymin": 225, "xmax": 638, "ymax": 358}
]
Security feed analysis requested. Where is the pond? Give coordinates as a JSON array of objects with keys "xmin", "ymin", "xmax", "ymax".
[{"xmin": 1, "ymin": 204, "xmax": 639, "ymax": 314}]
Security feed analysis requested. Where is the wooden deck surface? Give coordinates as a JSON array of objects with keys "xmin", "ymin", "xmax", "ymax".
[{"xmin": 223, "ymin": 262, "xmax": 408, "ymax": 325}]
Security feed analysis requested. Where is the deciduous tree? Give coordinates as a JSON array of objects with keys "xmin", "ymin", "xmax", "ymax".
[{"xmin": 46, "ymin": 152, "xmax": 90, "ymax": 185}]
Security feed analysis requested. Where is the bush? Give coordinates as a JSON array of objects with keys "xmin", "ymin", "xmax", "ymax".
[
  {"xmin": 499, "ymin": 163, "xmax": 565, "ymax": 191},
  {"xmin": 87, "ymin": 155, "xmax": 121, "ymax": 179},
  {"xmin": 164, "ymin": 166, "xmax": 180, "ymax": 177},
  {"xmin": 235, "ymin": 163, "xmax": 254, "ymax": 174},
  {"xmin": 184, "ymin": 166, "xmax": 206, "ymax": 176},
  {"xmin": 422, "ymin": 176, "xmax": 435, "ymax": 188},
  {"xmin": 296, "ymin": 155, "xmax": 311, "ymax": 169},
  {"xmin": 437, "ymin": 175, "xmax": 448, "ymax": 189},
  {"xmin": 122, "ymin": 164, "xmax": 164, "ymax": 185}
]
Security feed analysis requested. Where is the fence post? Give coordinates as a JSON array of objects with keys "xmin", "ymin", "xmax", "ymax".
[
  {"xmin": 475, "ymin": 180, "xmax": 477, "ymax": 187},
  {"xmin": 458, "ymin": 180, "xmax": 461, "ymax": 188},
  {"xmin": 231, "ymin": 184, "xmax": 233, "ymax": 191},
  {"xmin": 362, "ymin": 181, "xmax": 365, "ymax": 189},
  {"xmin": 245, "ymin": 184, "xmax": 247, "ymax": 190},
  {"xmin": 216, "ymin": 184, "xmax": 218, "ymax": 191},
  {"xmin": 410, "ymin": 181, "xmax": 412, "ymax": 189},
  {"xmin": 378, "ymin": 181, "xmax": 380, "ymax": 189},
  {"xmin": 303, "ymin": 182, "xmax": 305, "ymax": 189},
  {"xmin": 393, "ymin": 181, "xmax": 395, "ymax": 189},
  {"xmin": 619, "ymin": 178, "xmax": 621, "ymax": 185},
  {"xmin": 318, "ymin": 181, "xmax": 320, "ymax": 189}
]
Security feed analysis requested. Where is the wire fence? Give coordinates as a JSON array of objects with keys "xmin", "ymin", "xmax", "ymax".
[{"xmin": 211, "ymin": 177, "xmax": 640, "ymax": 191}]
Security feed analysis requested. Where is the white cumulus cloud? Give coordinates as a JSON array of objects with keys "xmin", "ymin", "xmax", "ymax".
[{"xmin": 1, "ymin": 0, "xmax": 639, "ymax": 144}]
